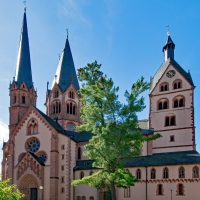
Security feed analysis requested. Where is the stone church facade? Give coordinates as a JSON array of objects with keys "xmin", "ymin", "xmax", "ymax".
[{"xmin": 1, "ymin": 9, "xmax": 200, "ymax": 200}]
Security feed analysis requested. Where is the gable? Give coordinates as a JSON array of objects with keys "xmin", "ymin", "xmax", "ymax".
[{"xmin": 150, "ymin": 59, "xmax": 194, "ymax": 95}]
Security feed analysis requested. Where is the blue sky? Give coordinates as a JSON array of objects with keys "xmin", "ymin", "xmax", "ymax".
[{"xmin": 0, "ymin": 0, "xmax": 200, "ymax": 160}]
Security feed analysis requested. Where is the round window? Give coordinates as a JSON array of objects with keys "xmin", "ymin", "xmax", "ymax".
[
  {"xmin": 40, "ymin": 154, "xmax": 47, "ymax": 162},
  {"xmin": 29, "ymin": 139, "xmax": 40, "ymax": 153},
  {"xmin": 68, "ymin": 124, "xmax": 74, "ymax": 131}
]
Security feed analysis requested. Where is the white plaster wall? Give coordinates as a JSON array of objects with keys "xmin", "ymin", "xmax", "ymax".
[
  {"xmin": 74, "ymin": 170, "xmax": 98, "ymax": 199},
  {"xmin": 153, "ymin": 129, "xmax": 193, "ymax": 148}
]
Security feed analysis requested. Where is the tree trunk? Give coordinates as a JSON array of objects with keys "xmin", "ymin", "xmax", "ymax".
[{"xmin": 110, "ymin": 181, "xmax": 117, "ymax": 200}]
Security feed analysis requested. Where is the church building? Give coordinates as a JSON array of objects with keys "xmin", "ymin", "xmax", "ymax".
[{"xmin": 2, "ymin": 9, "xmax": 200, "ymax": 200}]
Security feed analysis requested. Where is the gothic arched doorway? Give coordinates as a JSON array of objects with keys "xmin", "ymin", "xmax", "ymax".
[{"xmin": 18, "ymin": 174, "xmax": 39, "ymax": 200}]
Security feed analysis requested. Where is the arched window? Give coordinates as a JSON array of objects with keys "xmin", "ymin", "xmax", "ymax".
[
  {"xmin": 22, "ymin": 95, "xmax": 25, "ymax": 104},
  {"xmin": 157, "ymin": 184, "xmax": 163, "ymax": 195},
  {"xmin": 179, "ymin": 167, "xmax": 185, "ymax": 178},
  {"xmin": 163, "ymin": 167, "xmax": 169, "ymax": 179},
  {"xmin": 165, "ymin": 117, "xmax": 169, "ymax": 126},
  {"xmin": 69, "ymin": 91, "xmax": 74, "ymax": 99},
  {"xmin": 124, "ymin": 187, "xmax": 130, "ymax": 197},
  {"xmin": 80, "ymin": 171, "xmax": 84, "ymax": 179},
  {"xmin": 13, "ymin": 95, "xmax": 17, "ymax": 104},
  {"xmin": 165, "ymin": 116, "xmax": 176, "ymax": 126},
  {"xmin": 174, "ymin": 100, "xmax": 178, "ymax": 108},
  {"xmin": 163, "ymin": 101, "xmax": 168, "ymax": 109},
  {"xmin": 78, "ymin": 147, "xmax": 81, "ymax": 160},
  {"xmin": 179, "ymin": 99, "xmax": 184, "ymax": 107},
  {"xmin": 151, "ymin": 168, "xmax": 156, "ymax": 179},
  {"xmin": 177, "ymin": 184, "xmax": 184, "ymax": 195},
  {"xmin": 52, "ymin": 101, "xmax": 61, "ymax": 114},
  {"xmin": 66, "ymin": 101, "xmax": 76, "ymax": 115},
  {"xmin": 174, "ymin": 83, "xmax": 177, "ymax": 89},
  {"xmin": 160, "ymin": 83, "xmax": 168, "ymax": 92},
  {"xmin": 136, "ymin": 169, "xmax": 141, "ymax": 179},
  {"xmin": 89, "ymin": 197, "xmax": 94, "ymax": 200},
  {"xmin": 27, "ymin": 119, "xmax": 38, "ymax": 135},
  {"xmin": 193, "ymin": 166, "xmax": 199, "ymax": 178},
  {"xmin": 158, "ymin": 102, "xmax": 162, "ymax": 110},
  {"xmin": 173, "ymin": 80, "xmax": 182, "ymax": 90},
  {"xmin": 171, "ymin": 116, "xmax": 175, "ymax": 125}
]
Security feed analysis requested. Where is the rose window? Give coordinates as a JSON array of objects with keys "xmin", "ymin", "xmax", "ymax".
[
  {"xmin": 29, "ymin": 139, "xmax": 40, "ymax": 153},
  {"xmin": 40, "ymin": 154, "xmax": 47, "ymax": 162}
]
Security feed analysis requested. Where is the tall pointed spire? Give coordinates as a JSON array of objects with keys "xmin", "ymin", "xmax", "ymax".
[
  {"xmin": 15, "ymin": 10, "xmax": 33, "ymax": 88},
  {"xmin": 52, "ymin": 37, "xmax": 80, "ymax": 91},
  {"xmin": 162, "ymin": 32, "xmax": 175, "ymax": 62}
]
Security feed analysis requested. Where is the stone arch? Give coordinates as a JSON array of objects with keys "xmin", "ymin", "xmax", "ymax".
[
  {"xmin": 27, "ymin": 118, "xmax": 38, "ymax": 135},
  {"xmin": 18, "ymin": 174, "xmax": 39, "ymax": 200}
]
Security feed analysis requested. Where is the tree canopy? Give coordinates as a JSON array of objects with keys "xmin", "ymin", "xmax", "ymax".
[
  {"xmin": 72, "ymin": 61, "xmax": 160, "ymax": 199},
  {"xmin": 0, "ymin": 177, "xmax": 24, "ymax": 200}
]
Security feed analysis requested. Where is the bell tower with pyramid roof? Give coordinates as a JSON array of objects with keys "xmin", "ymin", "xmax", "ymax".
[
  {"xmin": 9, "ymin": 8, "xmax": 37, "ymax": 134},
  {"xmin": 45, "ymin": 35, "xmax": 81, "ymax": 130}
]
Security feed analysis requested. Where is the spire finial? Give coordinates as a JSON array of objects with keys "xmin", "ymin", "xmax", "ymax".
[
  {"xmin": 23, "ymin": 1, "xmax": 27, "ymax": 12},
  {"xmin": 66, "ymin": 29, "xmax": 68, "ymax": 38},
  {"xmin": 166, "ymin": 25, "xmax": 170, "ymax": 35}
]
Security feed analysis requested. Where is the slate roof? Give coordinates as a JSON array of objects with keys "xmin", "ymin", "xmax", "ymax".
[
  {"xmin": 162, "ymin": 35, "xmax": 175, "ymax": 51},
  {"xmin": 34, "ymin": 107, "xmax": 64, "ymax": 133},
  {"xmin": 150, "ymin": 58, "xmax": 194, "ymax": 93},
  {"xmin": 74, "ymin": 151, "xmax": 200, "ymax": 170},
  {"xmin": 51, "ymin": 38, "xmax": 80, "ymax": 92},
  {"xmin": 29, "ymin": 151, "xmax": 45, "ymax": 166},
  {"xmin": 15, "ymin": 11, "xmax": 33, "ymax": 89},
  {"xmin": 34, "ymin": 106, "xmax": 154, "ymax": 143},
  {"xmin": 125, "ymin": 150, "xmax": 200, "ymax": 167},
  {"xmin": 2, "ymin": 141, "xmax": 7, "ymax": 149}
]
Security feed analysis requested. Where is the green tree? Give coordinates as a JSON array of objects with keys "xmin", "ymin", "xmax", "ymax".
[
  {"xmin": 72, "ymin": 61, "xmax": 160, "ymax": 199},
  {"xmin": 0, "ymin": 177, "xmax": 24, "ymax": 200}
]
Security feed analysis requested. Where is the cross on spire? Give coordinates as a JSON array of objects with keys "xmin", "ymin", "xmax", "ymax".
[
  {"xmin": 66, "ymin": 29, "xmax": 68, "ymax": 38},
  {"xmin": 23, "ymin": 1, "xmax": 27, "ymax": 11},
  {"xmin": 166, "ymin": 25, "xmax": 170, "ymax": 35}
]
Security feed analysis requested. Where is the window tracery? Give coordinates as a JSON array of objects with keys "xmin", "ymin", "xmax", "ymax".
[
  {"xmin": 66, "ymin": 101, "xmax": 76, "ymax": 115},
  {"xmin": 179, "ymin": 167, "xmax": 185, "ymax": 178},
  {"xmin": 69, "ymin": 91, "xmax": 74, "ymax": 99},
  {"xmin": 51, "ymin": 100, "xmax": 61, "ymax": 114},
  {"xmin": 193, "ymin": 166, "xmax": 199, "ymax": 178},
  {"xmin": 27, "ymin": 119, "xmax": 38, "ymax": 135},
  {"xmin": 25, "ymin": 137, "xmax": 40, "ymax": 153},
  {"xmin": 163, "ymin": 167, "xmax": 169, "ymax": 179}
]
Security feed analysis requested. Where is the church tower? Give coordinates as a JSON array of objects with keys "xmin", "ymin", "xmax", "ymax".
[
  {"xmin": 149, "ymin": 32, "xmax": 195, "ymax": 153},
  {"xmin": 45, "ymin": 35, "xmax": 81, "ymax": 130},
  {"xmin": 9, "ymin": 9, "xmax": 37, "ymax": 134}
]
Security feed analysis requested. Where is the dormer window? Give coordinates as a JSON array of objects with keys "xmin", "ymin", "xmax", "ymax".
[
  {"xmin": 160, "ymin": 83, "xmax": 169, "ymax": 92},
  {"xmin": 173, "ymin": 80, "xmax": 182, "ymax": 89}
]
